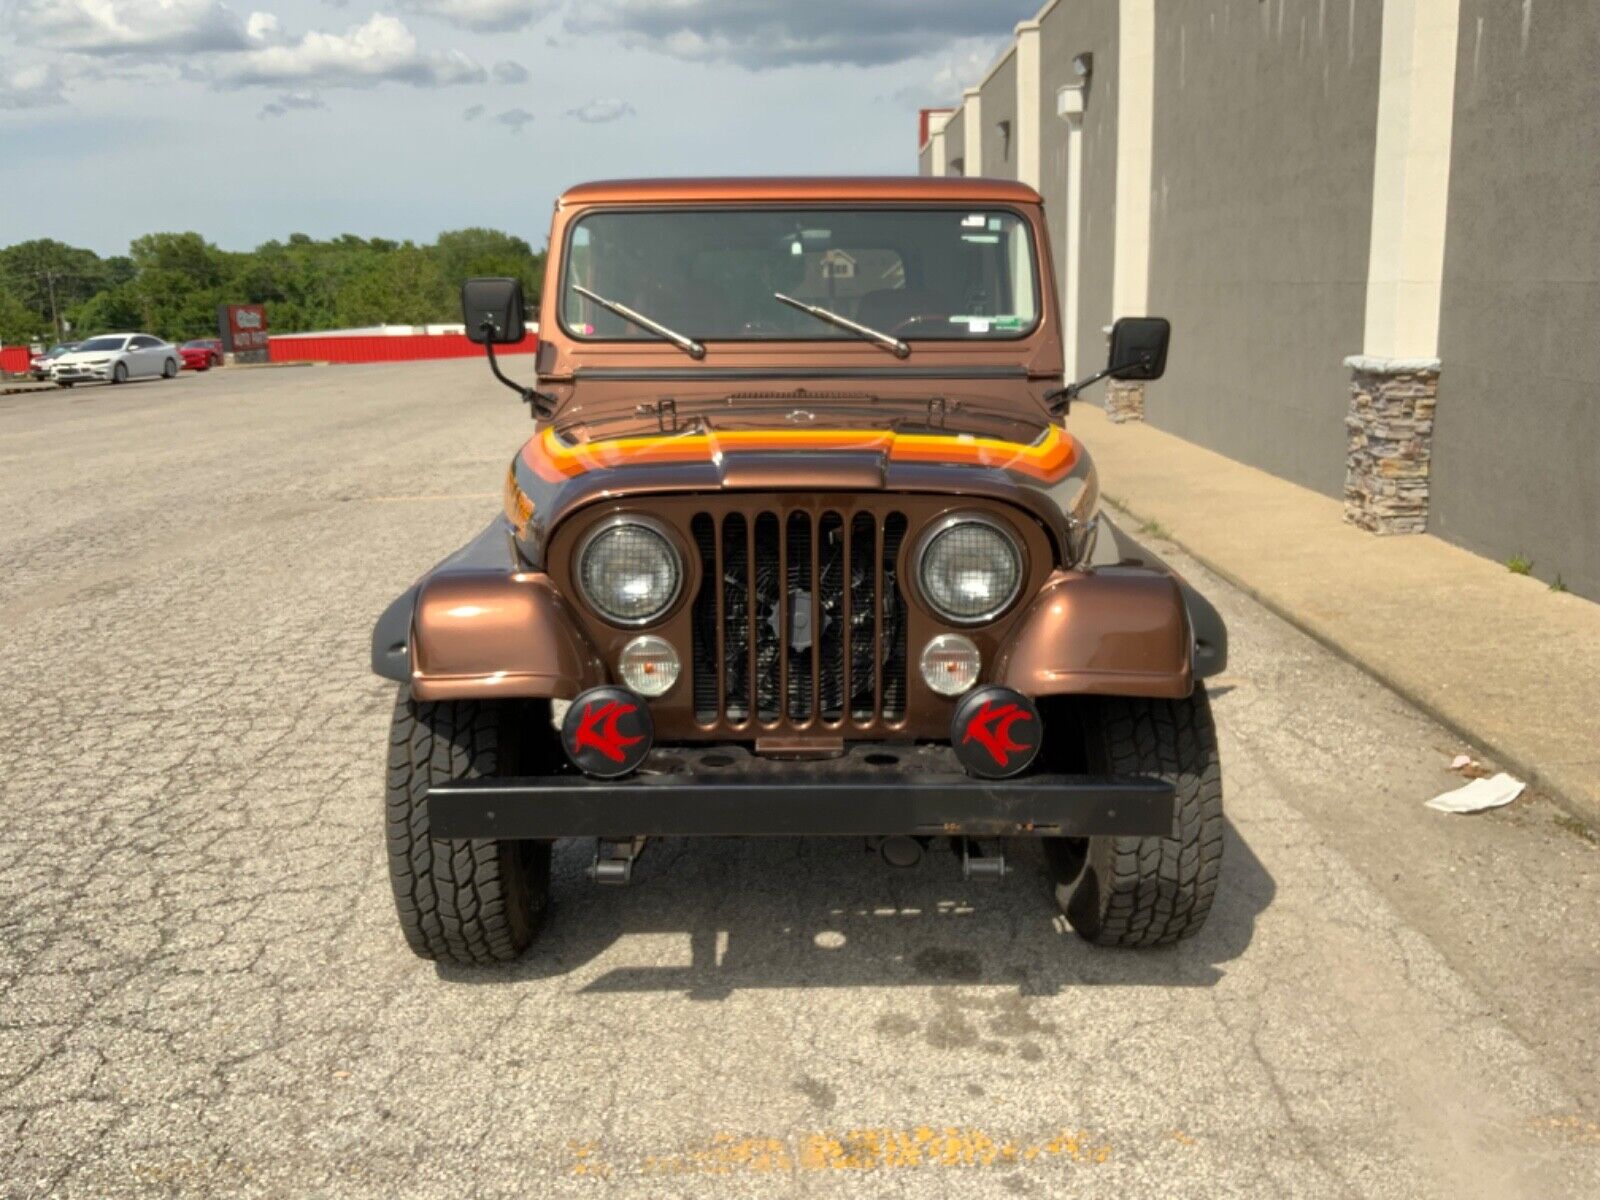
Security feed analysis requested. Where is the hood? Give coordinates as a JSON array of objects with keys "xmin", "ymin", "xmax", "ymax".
[{"xmin": 551, "ymin": 388, "xmax": 1052, "ymax": 446}]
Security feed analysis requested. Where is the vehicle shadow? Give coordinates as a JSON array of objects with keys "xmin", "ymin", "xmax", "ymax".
[{"xmin": 437, "ymin": 817, "xmax": 1274, "ymax": 994}]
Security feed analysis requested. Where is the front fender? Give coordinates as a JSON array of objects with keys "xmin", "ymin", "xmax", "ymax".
[
  {"xmin": 369, "ymin": 518, "xmax": 605, "ymax": 700},
  {"xmin": 993, "ymin": 567, "xmax": 1195, "ymax": 699},
  {"xmin": 409, "ymin": 571, "xmax": 605, "ymax": 701}
]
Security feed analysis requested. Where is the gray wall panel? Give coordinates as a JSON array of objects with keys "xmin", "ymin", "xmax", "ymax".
[
  {"xmin": 980, "ymin": 52, "xmax": 1019, "ymax": 180},
  {"xmin": 943, "ymin": 111, "xmax": 966, "ymax": 175},
  {"xmin": 1433, "ymin": 2, "xmax": 1600, "ymax": 599},
  {"xmin": 1145, "ymin": 0, "xmax": 1382, "ymax": 496},
  {"xmin": 1039, "ymin": 0, "xmax": 1120, "ymax": 385}
]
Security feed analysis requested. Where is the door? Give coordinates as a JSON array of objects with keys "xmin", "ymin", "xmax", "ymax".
[{"xmin": 130, "ymin": 335, "xmax": 161, "ymax": 375}]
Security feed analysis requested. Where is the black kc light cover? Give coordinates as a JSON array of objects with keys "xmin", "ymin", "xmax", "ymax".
[
  {"xmin": 562, "ymin": 686, "xmax": 653, "ymax": 778},
  {"xmin": 951, "ymin": 686, "xmax": 1042, "ymax": 779}
]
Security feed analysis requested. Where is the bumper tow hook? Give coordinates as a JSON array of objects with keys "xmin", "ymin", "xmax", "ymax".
[{"xmin": 589, "ymin": 836, "xmax": 648, "ymax": 885}]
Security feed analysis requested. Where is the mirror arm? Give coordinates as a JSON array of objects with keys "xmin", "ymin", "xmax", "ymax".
[
  {"xmin": 481, "ymin": 322, "xmax": 556, "ymax": 420},
  {"xmin": 1045, "ymin": 354, "xmax": 1153, "ymax": 416}
]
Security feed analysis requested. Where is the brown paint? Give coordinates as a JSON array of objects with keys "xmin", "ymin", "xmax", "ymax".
[
  {"xmin": 993, "ymin": 569, "xmax": 1193, "ymax": 700},
  {"xmin": 533, "ymin": 179, "xmax": 1063, "ymax": 386},
  {"xmin": 410, "ymin": 571, "xmax": 605, "ymax": 701},
  {"xmin": 400, "ymin": 177, "xmax": 1193, "ymax": 727}
]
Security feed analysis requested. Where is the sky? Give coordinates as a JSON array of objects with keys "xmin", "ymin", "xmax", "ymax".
[{"xmin": 0, "ymin": 0, "xmax": 1038, "ymax": 255}]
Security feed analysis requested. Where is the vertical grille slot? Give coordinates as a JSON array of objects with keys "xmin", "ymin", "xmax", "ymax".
[
  {"xmin": 817, "ymin": 512, "xmax": 845, "ymax": 721},
  {"xmin": 689, "ymin": 514, "xmax": 719, "ymax": 722},
  {"xmin": 849, "ymin": 512, "xmax": 878, "ymax": 722},
  {"xmin": 882, "ymin": 513, "xmax": 909, "ymax": 722},
  {"xmin": 785, "ymin": 512, "xmax": 814, "ymax": 722},
  {"xmin": 753, "ymin": 512, "xmax": 781, "ymax": 723},
  {"xmin": 721, "ymin": 513, "xmax": 749, "ymax": 722},
  {"xmin": 693, "ymin": 502, "xmax": 909, "ymax": 732}
]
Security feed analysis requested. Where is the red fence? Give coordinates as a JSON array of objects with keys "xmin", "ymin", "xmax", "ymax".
[
  {"xmin": 1, "ymin": 347, "xmax": 32, "ymax": 374},
  {"xmin": 268, "ymin": 331, "xmax": 538, "ymax": 364}
]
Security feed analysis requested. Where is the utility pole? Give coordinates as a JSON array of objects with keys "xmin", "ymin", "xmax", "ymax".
[{"xmin": 44, "ymin": 270, "xmax": 62, "ymax": 342}]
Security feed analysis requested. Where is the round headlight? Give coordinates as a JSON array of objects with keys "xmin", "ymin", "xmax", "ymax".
[
  {"xmin": 917, "ymin": 516, "xmax": 1023, "ymax": 623},
  {"xmin": 577, "ymin": 519, "xmax": 681, "ymax": 625}
]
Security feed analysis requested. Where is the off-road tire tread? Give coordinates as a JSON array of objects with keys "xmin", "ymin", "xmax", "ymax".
[
  {"xmin": 1065, "ymin": 688, "xmax": 1223, "ymax": 947},
  {"xmin": 385, "ymin": 689, "xmax": 549, "ymax": 965}
]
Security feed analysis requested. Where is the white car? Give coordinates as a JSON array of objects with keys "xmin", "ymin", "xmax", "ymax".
[{"xmin": 53, "ymin": 333, "xmax": 181, "ymax": 386}]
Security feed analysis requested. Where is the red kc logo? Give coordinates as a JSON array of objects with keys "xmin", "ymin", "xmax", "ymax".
[
  {"xmin": 571, "ymin": 700, "xmax": 643, "ymax": 763},
  {"xmin": 962, "ymin": 700, "xmax": 1034, "ymax": 768}
]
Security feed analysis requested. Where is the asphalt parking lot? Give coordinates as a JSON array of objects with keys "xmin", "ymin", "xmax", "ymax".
[{"xmin": 3, "ymin": 361, "xmax": 1598, "ymax": 1198}]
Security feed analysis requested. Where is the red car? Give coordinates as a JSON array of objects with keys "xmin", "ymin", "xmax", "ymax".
[{"xmin": 180, "ymin": 339, "xmax": 224, "ymax": 370}]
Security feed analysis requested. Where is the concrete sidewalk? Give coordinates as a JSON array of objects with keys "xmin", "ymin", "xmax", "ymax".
[{"xmin": 1073, "ymin": 403, "xmax": 1600, "ymax": 825}]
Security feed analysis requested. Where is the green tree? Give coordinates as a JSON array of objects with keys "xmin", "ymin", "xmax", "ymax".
[
  {"xmin": 0, "ymin": 288, "xmax": 43, "ymax": 345},
  {"xmin": 335, "ymin": 245, "xmax": 455, "ymax": 327}
]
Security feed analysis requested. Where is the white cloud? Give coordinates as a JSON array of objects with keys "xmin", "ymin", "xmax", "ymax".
[
  {"xmin": 565, "ymin": 97, "xmax": 635, "ymax": 124},
  {"xmin": 218, "ymin": 14, "xmax": 488, "ymax": 89},
  {"xmin": 462, "ymin": 102, "xmax": 484, "ymax": 120},
  {"xmin": 565, "ymin": 0, "xmax": 1038, "ymax": 69},
  {"xmin": 491, "ymin": 60, "xmax": 528, "ymax": 84},
  {"xmin": 397, "ymin": 0, "xmax": 556, "ymax": 33},
  {"xmin": 257, "ymin": 89, "xmax": 325, "ymax": 117},
  {"xmin": 6, "ymin": 0, "xmax": 251, "ymax": 56},
  {"xmin": 494, "ymin": 106, "xmax": 533, "ymax": 132},
  {"xmin": 0, "ymin": 60, "xmax": 68, "ymax": 109},
  {"xmin": 246, "ymin": 12, "xmax": 285, "ymax": 45}
]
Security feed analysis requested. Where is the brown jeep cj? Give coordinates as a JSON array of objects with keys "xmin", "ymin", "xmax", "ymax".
[{"xmin": 371, "ymin": 177, "xmax": 1227, "ymax": 966}]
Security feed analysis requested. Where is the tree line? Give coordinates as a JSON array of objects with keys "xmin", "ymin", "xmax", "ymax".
[{"xmin": 0, "ymin": 229, "xmax": 546, "ymax": 347}]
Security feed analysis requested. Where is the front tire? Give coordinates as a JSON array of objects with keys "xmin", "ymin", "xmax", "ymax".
[
  {"xmin": 1051, "ymin": 687, "xmax": 1224, "ymax": 947},
  {"xmin": 385, "ymin": 689, "xmax": 551, "ymax": 965},
  {"xmin": 112, "ymin": 361, "xmax": 127, "ymax": 384}
]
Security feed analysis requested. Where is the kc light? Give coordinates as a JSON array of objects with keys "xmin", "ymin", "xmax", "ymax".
[
  {"xmin": 618, "ymin": 635, "xmax": 681, "ymax": 697},
  {"xmin": 917, "ymin": 516, "xmax": 1023, "ymax": 623},
  {"xmin": 920, "ymin": 633, "xmax": 982, "ymax": 697},
  {"xmin": 577, "ymin": 518, "xmax": 682, "ymax": 625}
]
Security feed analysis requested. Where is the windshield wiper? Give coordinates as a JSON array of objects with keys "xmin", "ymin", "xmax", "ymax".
[
  {"xmin": 571, "ymin": 284, "xmax": 705, "ymax": 359},
  {"xmin": 773, "ymin": 292, "xmax": 911, "ymax": 359}
]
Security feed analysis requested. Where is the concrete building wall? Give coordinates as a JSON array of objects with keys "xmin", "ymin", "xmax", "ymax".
[
  {"xmin": 917, "ymin": 142, "xmax": 932, "ymax": 177},
  {"xmin": 1430, "ymin": 1, "xmax": 1600, "ymax": 598},
  {"xmin": 1145, "ymin": 0, "xmax": 1384, "ymax": 496},
  {"xmin": 943, "ymin": 105, "xmax": 967, "ymax": 175},
  {"xmin": 1038, "ymin": 0, "xmax": 1121, "ymax": 388},
  {"xmin": 980, "ymin": 51, "xmax": 1019, "ymax": 180}
]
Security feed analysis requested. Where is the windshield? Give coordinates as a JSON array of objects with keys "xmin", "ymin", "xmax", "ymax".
[
  {"xmin": 562, "ymin": 208, "xmax": 1038, "ymax": 343},
  {"xmin": 182, "ymin": 340, "xmax": 211, "ymax": 348},
  {"xmin": 77, "ymin": 336, "xmax": 126, "ymax": 352}
]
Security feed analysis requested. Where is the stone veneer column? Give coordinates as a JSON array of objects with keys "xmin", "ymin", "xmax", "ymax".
[
  {"xmin": 1105, "ymin": 379, "xmax": 1145, "ymax": 424},
  {"xmin": 1342, "ymin": 356, "xmax": 1440, "ymax": 534},
  {"xmin": 1345, "ymin": 0, "xmax": 1460, "ymax": 533}
]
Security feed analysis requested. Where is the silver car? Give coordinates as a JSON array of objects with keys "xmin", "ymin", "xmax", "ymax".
[{"xmin": 53, "ymin": 333, "xmax": 181, "ymax": 386}]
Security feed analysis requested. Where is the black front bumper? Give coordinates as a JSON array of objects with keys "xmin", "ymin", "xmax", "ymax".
[{"xmin": 427, "ymin": 743, "xmax": 1175, "ymax": 840}]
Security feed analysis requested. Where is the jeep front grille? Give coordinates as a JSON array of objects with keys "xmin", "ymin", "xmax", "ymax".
[{"xmin": 689, "ymin": 505, "xmax": 908, "ymax": 729}]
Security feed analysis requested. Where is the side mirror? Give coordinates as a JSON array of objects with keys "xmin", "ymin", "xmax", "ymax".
[
  {"xmin": 462, "ymin": 277, "xmax": 526, "ymax": 344},
  {"xmin": 1107, "ymin": 316, "xmax": 1170, "ymax": 381}
]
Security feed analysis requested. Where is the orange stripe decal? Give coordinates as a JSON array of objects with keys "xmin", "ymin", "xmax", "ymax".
[{"xmin": 525, "ymin": 426, "xmax": 1077, "ymax": 483}]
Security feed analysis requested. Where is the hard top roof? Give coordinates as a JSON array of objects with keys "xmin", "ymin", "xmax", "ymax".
[{"xmin": 557, "ymin": 176, "xmax": 1043, "ymax": 207}]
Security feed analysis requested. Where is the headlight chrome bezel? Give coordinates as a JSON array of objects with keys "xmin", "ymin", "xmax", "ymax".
[
  {"xmin": 574, "ymin": 514, "xmax": 684, "ymax": 627},
  {"xmin": 914, "ymin": 512, "xmax": 1025, "ymax": 626}
]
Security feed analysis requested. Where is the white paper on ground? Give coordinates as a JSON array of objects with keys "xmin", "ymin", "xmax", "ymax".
[{"xmin": 1425, "ymin": 772, "xmax": 1526, "ymax": 814}]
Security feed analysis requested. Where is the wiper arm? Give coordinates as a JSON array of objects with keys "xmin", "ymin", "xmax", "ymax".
[
  {"xmin": 571, "ymin": 284, "xmax": 705, "ymax": 359},
  {"xmin": 773, "ymin": 292, "xmax": 911, "ymax": 359}
]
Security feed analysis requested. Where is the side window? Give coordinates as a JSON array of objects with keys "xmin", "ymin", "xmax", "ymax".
[{"xmin": 131, "ymin": 336, "xmax": 155, "ymax": 349}]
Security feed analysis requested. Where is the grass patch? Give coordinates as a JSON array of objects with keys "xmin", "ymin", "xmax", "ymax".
[
  {"xmin": 1550, "ymin": 576, "xmax": 1568, "ymax": 593},
  {"xmin": 1506, "ymin": 555, "xmax": 1534, "ymax": 575},
  {"xmin": 1139, "ymin": 518, "xmax": 1170, "ymax": 539}
]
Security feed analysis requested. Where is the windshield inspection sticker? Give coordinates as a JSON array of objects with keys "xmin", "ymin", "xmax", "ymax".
[{"xmin": 962, "ymin": 214, "xmax": 987, "ymax": 227}]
